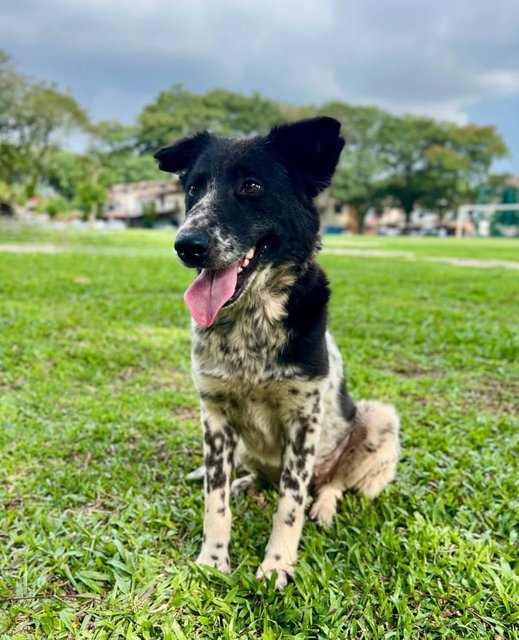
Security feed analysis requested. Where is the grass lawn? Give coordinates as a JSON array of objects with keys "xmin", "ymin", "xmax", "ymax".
[{"xmin": 0, "ymin": 223, "xmax": 518, "ymax": 639}]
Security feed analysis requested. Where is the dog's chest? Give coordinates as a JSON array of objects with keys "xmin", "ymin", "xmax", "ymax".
[
  {"xmin": 192, "ymin": 310, "xmax": 294, "ymax": 383},
  {"xmin": 191, "ymin": 314, "xmax": 297, "ymax": 470}
]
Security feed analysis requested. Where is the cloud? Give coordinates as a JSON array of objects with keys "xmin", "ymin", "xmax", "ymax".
[
  {"xmin": 1, "ymin": 0, "xmax": 518, "ymax": 150},
  {"xmin": 477, "ymin": 70, "xmax": 519, "ymax": 95}
]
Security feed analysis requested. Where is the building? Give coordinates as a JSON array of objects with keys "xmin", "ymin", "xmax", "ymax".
[{"xmin": 105, "ymin": 179, "xmax": 185, "ymax": 227}]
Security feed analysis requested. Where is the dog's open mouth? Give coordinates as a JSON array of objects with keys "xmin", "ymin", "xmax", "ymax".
[{"xmin": 184, "ymin": 241, "xmax": 267, "ymax": 328}]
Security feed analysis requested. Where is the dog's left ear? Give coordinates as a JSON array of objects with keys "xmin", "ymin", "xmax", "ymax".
[
  {"xmin": 154, "ymin": 130, "xmax": 212, "ymax": 174},
  {"xmin": 267, "ymin": 117, "xmax": 345, "ymax": 197}
]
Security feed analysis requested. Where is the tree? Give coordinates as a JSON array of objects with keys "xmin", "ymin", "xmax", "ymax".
[
  {"xmin": 377, "ymin": 115, "xmax": 509, "ymax": 227},
  {"xmin": 320, "ymin": 102, "xmax": 389, "ymax": 231},
  {"xmin": 87, "ymin": 120, "xmax": 161, "ymax": 186},
  {"xmin": 0, "ymin": 50, "xmax": 89, "ymax": 196},
  {"xmin": 0, "ymin": 51, "xmax": 19, "ymax": 134},
  {"xmin": 136, "ymin": 84, "xmax": 284, "ymax": 152}
]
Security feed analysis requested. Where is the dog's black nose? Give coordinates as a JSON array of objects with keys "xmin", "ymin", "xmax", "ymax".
[{"xmin": 175, "ymin": 229, "xmax": 210, "ymax": 267}]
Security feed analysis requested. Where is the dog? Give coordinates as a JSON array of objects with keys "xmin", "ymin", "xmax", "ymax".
[{"xmin": 154, "ymin": 117, "xmax": 400, "ymax": 588}]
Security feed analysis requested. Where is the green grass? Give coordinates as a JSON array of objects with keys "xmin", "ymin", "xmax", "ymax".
[{"xmin": 0, "ymin": 223, "xmax": 518, "ymax": 639}]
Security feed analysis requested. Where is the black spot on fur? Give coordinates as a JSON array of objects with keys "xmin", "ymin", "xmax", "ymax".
[
  {"xmin": 209, "ymin": 463, "xmax": 226, "ymax": 491},
  {"xmin": 291, "ymin": 424, "xmax": 316, "ymax": 459},
  {"xmin": 274, "ymin": 554, "xmax": 281, "ymax": 561},
  {"xmin": 281, "ymin": 467, "xmax": 300, "ymax": 492},
  {"xmin": 201, "ymin": 392, "xmax": 227, "ymax": 404},
  {"xmin": 210, "ymin": 554, "xmax": 219, "ymax": 562},
  {"xmin": 284, "ymin": 509, "xmax": 296, "ymax": 526},
  {"xmin": 216, "ymin": 542, "xmax": 224, "ymax": 549}
]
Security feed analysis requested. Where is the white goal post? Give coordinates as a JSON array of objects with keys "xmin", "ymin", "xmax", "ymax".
[{"xmin": 456, "ymin": 203, "xmax": 519, "ymax": 237}]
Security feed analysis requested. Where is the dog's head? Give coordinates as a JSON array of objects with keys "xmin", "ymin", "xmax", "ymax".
[{"xmin": 154, "ymin": 117, "xmax": 344, "ymax": 327}]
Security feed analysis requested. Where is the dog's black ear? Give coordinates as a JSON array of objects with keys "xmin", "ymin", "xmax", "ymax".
[
  {"xmin": 267, "ymin": 117, "xmax": 345, "ymax": 196},
  {"xmin": 154, "ymin": 131, "xmax": 212, "ymax": 174}
]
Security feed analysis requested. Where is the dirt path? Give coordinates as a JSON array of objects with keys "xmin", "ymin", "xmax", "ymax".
[
  {"xmin": 1, "ymin": 242, "xmax": 518, "ymax": 270},
  {"xmin": 322, "ymin": 247, "xmax": 519, "ymax": 270}
]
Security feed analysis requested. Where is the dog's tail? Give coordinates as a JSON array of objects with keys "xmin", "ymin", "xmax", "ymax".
[
  {"xmin": 336, "ymin": 399, "xmax": 400, "ymax": 498},
  {"xmin": 314, "ymin": 400, "xmax": 400, "ymax": 499}
]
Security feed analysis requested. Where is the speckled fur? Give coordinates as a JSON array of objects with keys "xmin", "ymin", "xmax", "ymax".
[
  {"xmin": 191, "ymin": 262, "xmax": 399, "ymax": 587},
  {"xmin": 154, "ymin": 117, "xmax": 400, "ymax": 588}
]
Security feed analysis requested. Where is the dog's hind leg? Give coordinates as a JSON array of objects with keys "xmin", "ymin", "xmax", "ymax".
[
  {"xmin": 186, "ymin": 465, "xmax": 206, "ymax": 481},
  {"xmin": 231, "ymin": 473, "xmax": 257, "ymax": 496},
  {"xmin": 311, "ymin": 400, "xmax": 399, "ymax": 526},
  {"xmin": 309, "ymin": 482, "xmax": 343, "ymax": 527}
]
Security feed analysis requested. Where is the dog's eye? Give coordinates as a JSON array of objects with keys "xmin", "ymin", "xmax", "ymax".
[
  {"xmin": 240, "ymin": 180, "xmax": 263, "ymax": 195},
  {"xmin": 188, "ymin": 185, "xmax": 198, "ymax": 197}
]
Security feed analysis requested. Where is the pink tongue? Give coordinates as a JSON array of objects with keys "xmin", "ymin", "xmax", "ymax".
[{"xmin": 184, "ymin": 261, "xmax": 240, "ymax": 328}]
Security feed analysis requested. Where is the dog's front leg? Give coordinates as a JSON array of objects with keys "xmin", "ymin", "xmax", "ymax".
[
  {"xmin": 196, "ymin": 404, "xmax": 236, "ymax": 573},
  {"xmin": 257, "ymin": 390, "xmax": 323, "ymax": 588}
]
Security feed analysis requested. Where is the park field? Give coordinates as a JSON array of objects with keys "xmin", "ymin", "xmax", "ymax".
[{"xmin": 0, "ymin": 224, "xmax": 518, "ymax": 639}]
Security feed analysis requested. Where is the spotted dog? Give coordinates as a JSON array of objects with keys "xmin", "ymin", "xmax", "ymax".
[{"xmin": 154, "ymin": 117, "xmax": 400, "ymax": 588}]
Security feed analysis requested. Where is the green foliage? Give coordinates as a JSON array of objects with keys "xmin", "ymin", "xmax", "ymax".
[
  {"xmin": 34, "ymin": 194, "xmax": 70, "ymax": 218},
  {"xmin": 0, "ymin": 180, "xmax": 16, "ymax": 205},
  {"xmin": 0, "ymin": 226, "xmax": 518, "ymax": 638},
  {"xmin": 0, "ymin": 50, "xmax": 88, "ymax": 197},
  {"xmin": 141, "ymin": 201, "xmax": 157, "ymax": 228},
  {"xmin": 46, "ymin": 151, "xmax": 92, "ymax": 201},
  {"xmin": 104, "ymin": 154, "xmax": 161, "ymax": 186},
  {"xmin": 321, "ymin": 102, "xmax": 389, "ymax": 230},
  {"xmin": 377, "ymin": 115, "xmax": 509, "ymax": 223},
  {"xmin": 74, "ymin": 179, "xmax": 107, "ymax": 219},
  {"xmin": 137, "ymin": 84, "xmax": 285, "ymax": 151}
]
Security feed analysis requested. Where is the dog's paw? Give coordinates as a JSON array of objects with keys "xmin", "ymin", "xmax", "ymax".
[
  {"xmin": 196, "ymin": 549, "xmax": 231, "ymax": 574},
  {"xmin": 186, "ymin": 465, "xmax": 205, "ymax": 481},
  {"xmin": 309, "ymin": 496, "xmax": 337, "ymax": 527},
  {"xmin": 256, "ymin": 558, "xmax": 294, "ymax": 589}
]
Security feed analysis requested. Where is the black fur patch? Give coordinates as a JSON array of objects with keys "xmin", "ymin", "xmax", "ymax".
[
  {"xmin": 282, "ymin": 262, "xmax": 330, "ymax": 377},
  {"xmin": 284, "ymin": 509, "xmax": 296, "ymax": 526},
  {"xmin": 338, "ymin": 378, "xmax": 357, "ymax": 423}
]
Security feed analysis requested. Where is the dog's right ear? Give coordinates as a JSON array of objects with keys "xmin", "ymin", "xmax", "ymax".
[{"xmin": 154, "ymin": 131, "xmax": 212, "ymax": 174}]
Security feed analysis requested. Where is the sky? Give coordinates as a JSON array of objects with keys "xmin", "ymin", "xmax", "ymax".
[{"xmin": 1, "ymin": 0, "xmax": 518, "ymax": 172}]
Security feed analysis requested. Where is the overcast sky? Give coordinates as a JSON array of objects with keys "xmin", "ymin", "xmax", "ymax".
[{"xmin": 1, "ymin": 0, "xmax": 518, "ymax": 171}]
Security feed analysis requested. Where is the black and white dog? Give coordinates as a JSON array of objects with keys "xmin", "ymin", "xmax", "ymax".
[{"xmin": 155, "ymin": 117, "xmax": 400, "ymax": 588}]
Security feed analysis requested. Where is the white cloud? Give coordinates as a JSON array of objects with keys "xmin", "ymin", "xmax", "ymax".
[
  {"xmin": 477, "ymin": 69, "xmax": 519, "ymax": 96},
  {"xmin": 1, "ymin": 0, "xmax": 519, "ymax": 133}
]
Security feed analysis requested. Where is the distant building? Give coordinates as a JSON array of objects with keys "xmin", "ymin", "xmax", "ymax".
[
  {"xmin": 504, "ymin": 175, "xmax": 519, "ymax": 189},
  {"xmin": 105, "ymin": 179, "xmax": 185, "ymax": 227},
  {"xmin": 316, "ymin": 192, "xmax": 354, "ymax": 233}
]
